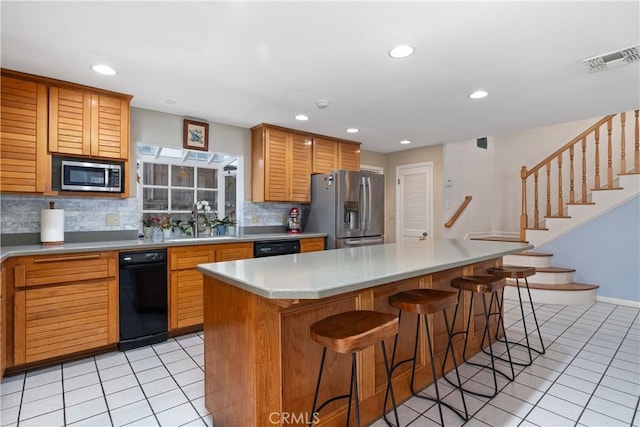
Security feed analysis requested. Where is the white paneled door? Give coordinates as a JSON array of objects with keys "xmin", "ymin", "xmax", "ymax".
[{"xmin": 396, "ymin": 162, "xmax": 433, "ymax": 241}]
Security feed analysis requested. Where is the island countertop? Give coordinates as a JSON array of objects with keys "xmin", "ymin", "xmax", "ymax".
[{"xmin": 197, "ymin": 238, "xmax": 533, "ymax": 299}]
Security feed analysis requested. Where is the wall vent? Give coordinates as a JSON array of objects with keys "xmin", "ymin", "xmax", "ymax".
[{"xmin": 582, "ymin": 45, "xmax": 640, "ymax": 72}]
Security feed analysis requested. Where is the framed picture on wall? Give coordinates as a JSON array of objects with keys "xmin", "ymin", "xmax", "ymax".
[{"xmin": 183, "ymin": 119, "xmax": 209, "ymax": 151}]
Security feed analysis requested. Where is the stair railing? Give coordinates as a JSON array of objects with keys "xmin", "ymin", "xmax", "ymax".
[
  {"xmin": 444, "ymin": 195, "xmax": 472, "ymax": 228},
  {"xmin": 520, "ymin": 110, "xmax": 639, "ymax": 241}
]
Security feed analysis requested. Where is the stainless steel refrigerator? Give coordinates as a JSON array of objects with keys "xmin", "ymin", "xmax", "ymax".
[{"xmin": 305, "ymin": 170, "xmax": 384, "ymax": 249}]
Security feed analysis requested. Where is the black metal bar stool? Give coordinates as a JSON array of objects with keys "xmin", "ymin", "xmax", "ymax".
[
  {"xmin": 487, "ymin": 266, "xmax": 546, "ymax": 366},
  {"xmin": 443, "ymin": 275, "xmax": 515, "ymax": 399},
  {"xmin": 384, "ymin": 289, "xmax": 469, "ymax": 426},
  {"xmin": 309, "ymin": 310, "xmax": 400, "ymax": 427}
]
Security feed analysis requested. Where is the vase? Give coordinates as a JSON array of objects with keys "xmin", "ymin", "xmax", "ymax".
[
  {"xmin": 227, "ymin": 225, "xmax": 236, "ymax": 237},
  {"xmin": 216, "ymin": 225, "xmax": 227, "ymax": 236},
  {"xmin": 152, "ymin": 227, "xmax": 163, "ymax": 241},
  {"xmin": 143, "ymin": 226, "xmax": 153, "ymax": 240},
  {"xmin": 205, "ymin": 225, "xmax": 212, "ymax": 236},
  {"xmin": 163, "ymin": 228, "xmax": 172, "ymax": 239}
]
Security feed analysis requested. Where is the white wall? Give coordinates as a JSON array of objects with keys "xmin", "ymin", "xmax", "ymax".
[{"xmin": 442, "ymin": 138, "xmax": 494, "ymax": 239}]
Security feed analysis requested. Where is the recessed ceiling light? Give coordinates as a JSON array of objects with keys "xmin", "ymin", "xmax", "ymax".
[
  {"xmin": 469, "ymin": 90, "xmax": 489, "ymax": 99},
  {"xmin": 389, "ymin": 45, "xmax": 415, "ymax": 59},
  {"xmin": 347, "ymin": 128, "xmax": 359, "ymax": 134},
  {"xmin": 295, "ymin": 114, "xmax": 309, "ymax": 121},
  {"xmin": 400, "ymin": 140, "xmax": 411, "ymax": 145},
  {"xmin": 91, "ymin": 64, "xmax": 116, "ymax": 75}
]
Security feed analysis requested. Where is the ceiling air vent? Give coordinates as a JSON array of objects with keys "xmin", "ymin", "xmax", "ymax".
[{"xmin": 582, "ymin": 45, "xmax": 640, "ymax": 72}]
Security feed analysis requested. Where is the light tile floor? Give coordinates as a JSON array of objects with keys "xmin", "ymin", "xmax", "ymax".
[{"xmin": 1, "ymin": 300, "xmax": 638, "ymax": 426}]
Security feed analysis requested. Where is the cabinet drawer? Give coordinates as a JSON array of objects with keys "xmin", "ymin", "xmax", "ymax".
[
  {"xmin": 14, "ymin": 279, "xmax": 118, "ymax": 364},
  {"xmin": 300, "ymin": 237, "xmax": 325, "ymax": 253},
  {"xmin": 169, "ymin": 246, "xmax": 215, "ymax": 270},
  {"xmin": 13, "ymin": 252, "xmax": 116, "ymax": 288}
]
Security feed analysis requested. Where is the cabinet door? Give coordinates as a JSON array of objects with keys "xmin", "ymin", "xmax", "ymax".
[
  {"xmin": 264, "ymin": 128, "xmax": 288, "ymax": 201},
  {"xmin": 0, "ymin": 76, "xmax": 49, "ymax": 193},
  {"xmin": 91, "ymin": 94, "xmax": 130, "ymax": 159},
  {"xmin": 215, "ymin": 242, "xmax": 253, "ymax": 261},
  {"xmin": 50, "ymin": 87, "xmax": 130, "ymax": 160},
  {"xmin": 170, "ymin": 269, "xmax": 204, "ymax": 329},
  {"xmin": 14, "ymin": 279, "xmax": 118, "ymax": 365},
  {"xmin": 290, "ymin": 132, "xmax": 312, "ymax": 202},
  {"xmin": 339, "ymin": 142, "xmax": 361, "ymax": 171},
  {"xmin": 312, "ymin": 137, "xmax": 338, "ymax": 174},
  {"xmin": 49, "ymin": 86, "xmax": 92, "ymax": 156},
  {"xmin": 1, "ymin": 262, "xmax": 5, "ymax": 378},
  {"xmin": 300, "ymin": 237, "xmax": 325, "ymax": 253}
]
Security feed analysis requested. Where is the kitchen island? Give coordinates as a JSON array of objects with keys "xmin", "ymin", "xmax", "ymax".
[{"xmin": 197, "ymin": 238, "xmax": 532, "ymax": 426}]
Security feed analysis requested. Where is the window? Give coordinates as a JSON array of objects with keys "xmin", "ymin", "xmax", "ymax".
[{"xmin": 137, "ymin": 144, "xmax": 241, "ymax": 226}]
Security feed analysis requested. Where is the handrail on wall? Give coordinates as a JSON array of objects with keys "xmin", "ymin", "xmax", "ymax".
[{"xmin": 445, "ymin": 195, "xmax": 472, "ymax": 228}]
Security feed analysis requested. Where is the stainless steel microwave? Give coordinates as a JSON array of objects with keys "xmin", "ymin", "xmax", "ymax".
[{"xmin": 61, "ymin": 160, "xmax": 123, "ymax": 192}]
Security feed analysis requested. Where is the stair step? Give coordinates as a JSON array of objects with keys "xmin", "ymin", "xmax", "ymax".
[
  {"xmin": 619, "ymin": 170, "xmax": 640, "ymax": 175},
  {"xmin": 511, "ymin": 251, "xmax": 553, "ymax": 258},
  {"xmin": 535, "ymin": 267, "xmax": 576, "ymax": 273},
  {"xmin": 566, "ymin": 202, "xmax": 596, "ymax": 205},
  {"xmin": 591, "ymin": 186, "xmax": 624, "ymax": 191},
  {"xmin": 525, "ymin": 227, "xmax": 549, "ymax": 231},
  {"xmin": 545, "ymin": 215, "xmax": 571, "ymax": 219},
  {"xmin": 470, "ymin": 236, "xmax": 527, "ymax": 243},
  {"xmin": 505, "ymin": 282, "xmax": 599, "ymax": 291}
]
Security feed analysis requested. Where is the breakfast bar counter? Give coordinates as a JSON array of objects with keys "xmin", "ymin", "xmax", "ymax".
[{"xmin": 197, "ymin": 238, "xmax": 532, "ymax": 426}]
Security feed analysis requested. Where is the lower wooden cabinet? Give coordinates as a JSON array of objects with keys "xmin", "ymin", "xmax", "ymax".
[
  {"xmin": 14, "ymin": 280, "xmax": 117, "ymax": 364},
  {"xmin": 1, "ymin": 262, "xmax": 5, "ymax": 378},
  {"xmin": 169, "ymin": 243, "xmax": 253, "ymax": 330},
  {"xmin": 10, "ymin": 251, "xmax": 118, "ymax": 365}
]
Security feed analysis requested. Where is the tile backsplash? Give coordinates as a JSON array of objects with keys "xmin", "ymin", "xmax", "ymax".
[
  {"xmin": 0, "ymin": 195, "xmax": 139, "ymax": 234},
  {"xmin": 0, "ymin": 195, "xmax": 303, "ymax": 234}
]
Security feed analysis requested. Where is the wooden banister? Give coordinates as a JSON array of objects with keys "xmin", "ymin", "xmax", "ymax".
[
  {"xmin": 445, "ymin": 196, "xmax": 472, "ymax": 228},
  {"xmin": 520, "ymin": 110, "xmax": 639, "ymax": 241}
]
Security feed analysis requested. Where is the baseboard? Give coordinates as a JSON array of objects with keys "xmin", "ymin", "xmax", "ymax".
[{"xmin": 596, "ymin": 295, "xmax": 640, "ymax": 308}]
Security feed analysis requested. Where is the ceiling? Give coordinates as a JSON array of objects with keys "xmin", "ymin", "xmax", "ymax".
[{"xmin": 2, "ymin": 1, "xmax": 639, "ymax": 154}]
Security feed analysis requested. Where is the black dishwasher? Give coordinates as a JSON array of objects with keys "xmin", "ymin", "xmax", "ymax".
[
  {"xmin": 118, "ymin": 249, "xmax": 168, "ymax": 351},
  {"xmin": 254, "ymin": 240, "xmax": 300, "ymax": 257}
]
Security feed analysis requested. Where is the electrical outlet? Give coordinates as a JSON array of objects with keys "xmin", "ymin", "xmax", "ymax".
[
  {"xmin": 281, "ymin": 213, "xmax": 287, "ymax": 223},
  {"xmin": 251, "ymin": 214, "xmax": 259, "ymax": 224},
  {"xmin": 106, "ymin": 213, "xmax": 119, "ymax": 226}
]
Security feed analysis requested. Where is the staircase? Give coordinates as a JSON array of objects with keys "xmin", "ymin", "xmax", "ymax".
[{"xmin": 486, "ymin": 110, "xmax": 639, "ymax": 305}]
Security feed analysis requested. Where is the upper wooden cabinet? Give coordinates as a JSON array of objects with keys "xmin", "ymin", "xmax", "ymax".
[
  {"xmin": 252, "ymin": 125, "xmax": 312, "ymax": 203},
  {"xmin": 49, "ymin": 86, "xmax": 130, "ymax": 160},
  {"xmin": 0, "ymin": 75, "xmax": 50, "ymax": 193},
  {"xmin": 312, "ymin": 138, "xmax": 361, "ymax": 174}
]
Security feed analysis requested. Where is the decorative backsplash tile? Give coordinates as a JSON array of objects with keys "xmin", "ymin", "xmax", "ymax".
[
  {"xmin": 0, "ymin": 195, "xmax": 139, "ymax": 234},
  {"xmin": 0, "ymin": 195, "xmax": 303, "ymax": 234}
]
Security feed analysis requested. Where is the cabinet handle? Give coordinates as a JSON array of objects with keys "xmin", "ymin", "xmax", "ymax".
[{"xmin": 33, "ymin": 254, "xmax": 101, "ymax": 263}]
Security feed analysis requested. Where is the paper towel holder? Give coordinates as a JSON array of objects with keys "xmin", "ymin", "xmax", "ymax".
[{"xmin": 41, "ymin": 201, "xmax": 65, "ymax": 246}]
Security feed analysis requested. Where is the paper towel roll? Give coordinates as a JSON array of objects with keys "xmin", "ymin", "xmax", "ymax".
[{"xmin": 41, "ymin": 208, "xmax": 64, "ymax": 245}]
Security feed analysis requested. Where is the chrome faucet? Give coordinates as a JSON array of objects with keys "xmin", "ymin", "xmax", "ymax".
[{"xmin": 191, "ymin": 203, "xmax": 199, "ymax": 238}]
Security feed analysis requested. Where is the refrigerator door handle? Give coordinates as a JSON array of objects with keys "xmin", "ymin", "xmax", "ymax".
[
  {"xmin": 366, "ymin": 176, "xmax": 372, "ymax": 231},
  {"xmin": 361, "ymin": 176, "xmax": 367, "ymax": 231}
]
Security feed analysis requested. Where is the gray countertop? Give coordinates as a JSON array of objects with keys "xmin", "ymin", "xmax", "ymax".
[
  {"xmin": 196, "ymin": 238, "xmax": 534, "ymax": 299},
  {"xmin": 0, "ymin": 232, "xmax": 326, "ymax": 262}
]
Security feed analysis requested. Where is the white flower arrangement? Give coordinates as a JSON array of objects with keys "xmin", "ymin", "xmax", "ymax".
[{"xmin": 196, "ymin": 200, "xmax": 215, "ymax": 226}]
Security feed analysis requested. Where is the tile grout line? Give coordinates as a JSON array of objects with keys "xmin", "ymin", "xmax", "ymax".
[
  {"xmin": 572, "ymin": 306, "xmax": 640, "ymax": 425},
  {"xmin": 516, "ymin": 302, "xmax": 632, "ymax": 426},
  {"xmin": 92, "ymin": 356, "xmax": 116, "ymax": 427}
]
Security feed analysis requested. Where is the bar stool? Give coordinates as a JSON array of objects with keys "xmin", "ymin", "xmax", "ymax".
[
  {"xmin": 487, "ymin": 266, "xmax": 546, "ymax": 367},
  {"xmin": 384, "ymin": 289, "xmax": 468, "ymax": 426},
  {"xmin": 309, "ymin": 310, "xmax": 400, "ymax": 427},
  {"xmin": 443, "ymin": 275, "xmax": 515, "ymax": 399}
]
